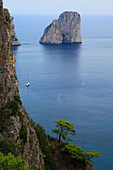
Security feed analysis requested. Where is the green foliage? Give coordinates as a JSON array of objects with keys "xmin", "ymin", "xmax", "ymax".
[
  {"xmin": 20, "ymin": 125, "xmax": 27, "ymax": 143},
  {"xmin": 7, "ymin": 95, "xmax": 22, "ymax": 115},
  {"xmin": 17, "ymin": 88, "xmax": 19, "ymax": 93},
  {"xmin": 35, "ymin": 123, "xmax": 59, "ymax": 170},
  {"xmin": 0, "ymin": 109, "xmax": 4, "ymax": 130},
  {"xmin": 0, "ymin": 140, "xmax": 17, "ymax": 156},
  {"xmin": 0, "ymin": 152, "xmax": 30, "ymax": 170},
  {"xmin": 40, "ymin": 153, "xmax": 46, "ymax": 158},
  {"xmin": 48, "ymin": 145, "xmax": 56, "ymax": 153},
  {"xmin": 30, "ymin": 118, "xmax": 36, "ymax": 129},
  {"xmin": 35, "ymin": 123, "xmax": 47, "ymax": 151},
  {"xmin": 14, "ymin": 95, "xmax": 22, "ymax": 105},
  {"xmin": 52, "ymin": 120, "xmax": 76, "ymax": 143},
  {"xmin": 18, "ymin": 112, "xmax": 24, "ymax": 122},
  {"xmin": 8, "ymin": 100, "xmax": 19, "ymax": 114},
  {"xmin": 43, "ymin": 147, "xmax": 59, "ymax": 170},
  {"xmin": 85, "ymin": 150, "xmax": 101, "ymax": 162},
  {"xmin": 19, "ymin": 143, "xmax": 25, "ymax": 154},
  {"xmin": 61, "ymin": 143, "xmax": 85, "ymax": 160},
  {"xmin": 61, "ymin": 143, "xmax": 101, "ymax": 165}
]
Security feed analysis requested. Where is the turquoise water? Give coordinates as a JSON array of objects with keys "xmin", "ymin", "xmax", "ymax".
[{"xmin": 13, "ymin": 15, "xmax": 113, "ymax": 170}]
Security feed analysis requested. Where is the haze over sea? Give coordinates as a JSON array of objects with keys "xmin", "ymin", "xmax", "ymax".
[{"xmin": 13, "ymin": 15, "xmax": 113, "ymax": 170}]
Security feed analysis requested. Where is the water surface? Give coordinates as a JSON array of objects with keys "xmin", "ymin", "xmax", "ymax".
[{"xmin": 13, "ymin": 15, "xmax": 113, "ymax": 170}]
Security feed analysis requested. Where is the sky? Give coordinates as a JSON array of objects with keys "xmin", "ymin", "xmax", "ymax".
[{"xmin": 4, "ymin": 0, "xmax": 113, "ymax": 15}]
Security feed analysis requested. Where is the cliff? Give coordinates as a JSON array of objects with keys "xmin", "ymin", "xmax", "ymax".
[
  {"xmin": 40, "ymin": 11, "xmax": 82, "ymax": 44},
  {"xmin": 10, "ymin": 16, "xmax": 21, "ymax": 46},
  {"xmin": 0, "ymin": 1, "xmax": 44, "ymax": 169},
  {"xmin": 3, "ymin": 9, "xmax": 20, "ymax": 46}
]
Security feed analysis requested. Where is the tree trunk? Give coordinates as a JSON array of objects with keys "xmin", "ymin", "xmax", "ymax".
[{"xmin": 59, "ymin": 134, "xmax": 61, "ymax": 143}]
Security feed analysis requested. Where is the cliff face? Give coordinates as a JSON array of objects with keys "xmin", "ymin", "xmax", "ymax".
[
  {"xmin": 3, "ymin": 8, "xmax": 21, "ymax": 46},
  {"xmin": 10, "ymin": 16, "xmax": 21, "ymax": 46},
  {"xmin": 0, "ymin": 1, "xmax": 44, "ymax": 169},
  {"xmin": 40, "ymin": 11, "xmax": 82, "ymax": 44}
]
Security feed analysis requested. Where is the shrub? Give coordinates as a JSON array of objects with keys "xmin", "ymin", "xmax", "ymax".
[
  {"xmin": 20, "ymin": 125, "xmax": 27, "ymax": 143},
  {"xmin": 8, "ymin": 100, "xmax": 18, "ymax": 114},
  {"xmin": 40, "ymin": 153, "xmax": 46, "ymax": 158},
  {"xmin": 61, "ymin": 143, "xmax": 101, "ymax": 166},
  {"xmin": 43, "ymin": 147, "xmax": 58, "ymax": 170},
  {"xmin": 0, "ymin": 140, "xmax": 17, "ymax": 156},
  {"xmin": 19, "ymin": 142, "xmax": 25, "ymax": 154},
  {"xmin": 35, "ymin": 123, "xmax": 47, "ymax": 151},
  {"xmin": 18, "ymin": 112, "xmax": 24, "ymax": 122},
  {"xmin": 30, "ymin": 118, "xmax": 36, "ymax": 129},
  {"xmin": 0, "ymin": 152, "xmax": 30, "ymax": 169},
  {"xmin": 48, "ymin": 145, "xmax": 56, "ymax": 153},
  {"xmin": 14, "ymin": 95, "xmax": 22, "ymax": 105}
]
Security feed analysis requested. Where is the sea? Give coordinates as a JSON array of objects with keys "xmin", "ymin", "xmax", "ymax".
[{"xmin": 13, "ymin": 14, "xmax": 113, "ymax": 170}]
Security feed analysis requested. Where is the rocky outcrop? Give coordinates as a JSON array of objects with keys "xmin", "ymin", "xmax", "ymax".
[
  {"xmin": 40, "ymin": 11, "xmax": 82, "ymax": 44},
  {"xmin": 0, "ymin": 0, "xmax": 44, "ymax": 169},
  {"xmin": 10, "ymin": 16, "xmax": 21, "ymax": 46}
]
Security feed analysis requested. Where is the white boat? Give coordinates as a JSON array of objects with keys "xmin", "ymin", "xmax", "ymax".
[
  {"xmin": 26, "ymin": 73, "xmax": 30, "ymax": 86},
  {"xmin": 26, "ymin": 82, "xmax": 30, "ymax": 86}
]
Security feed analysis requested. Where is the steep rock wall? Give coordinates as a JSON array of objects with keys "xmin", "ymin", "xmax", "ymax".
[
  {"xmin": 10, "ymin": 16, "xmax": 21, "ymax": 46},
  {"xmin": 0, "ymin": 1, "xmax": 44, "ymax": 169}
]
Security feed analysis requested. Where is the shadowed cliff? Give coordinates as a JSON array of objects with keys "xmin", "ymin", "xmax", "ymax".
[{"xmin": 0, "ymin": 0, "xmax": 44, "ymax": 169}]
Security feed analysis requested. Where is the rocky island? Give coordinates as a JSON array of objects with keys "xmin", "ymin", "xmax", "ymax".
[{"xmin": 40, "ymin": 11, "xmax": 82, "ymax": 44}]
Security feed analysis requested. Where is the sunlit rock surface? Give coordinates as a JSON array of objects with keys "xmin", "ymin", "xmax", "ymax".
[{"xmin": 40, "ymin": 11, "xmax": 82, "ymax": 44}]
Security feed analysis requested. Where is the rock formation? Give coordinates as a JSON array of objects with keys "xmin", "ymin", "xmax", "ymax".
[
  {"xmin": 40, "ymin": 11, "xmax": 82, "ymax": 44},
  {"xmin": 0, "ymin": 0, "xmax": 44, "ymax": 169},
  {"xmin": 10, "ymin": 16, "xmax": 21, "ymax": 46},
  {"xmin": 3, "ymin": 9, "xmax": 21, "ymax": 46}
]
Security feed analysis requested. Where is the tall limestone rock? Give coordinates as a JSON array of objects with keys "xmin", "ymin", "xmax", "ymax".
[
  {"xmin": 0, "ymin": 0, "xmax": 44, "ymax": 169},
  {"xmin": 40, "ymin": 11, "xmax": 82, "ymax": 44}
]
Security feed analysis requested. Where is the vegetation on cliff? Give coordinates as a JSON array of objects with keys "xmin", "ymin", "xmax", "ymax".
[
  {"xmin": 52, "ymin": 120, "xmax": 76, "ymax": 143},
  {"xmin": 0, "ymin": 152, "xmax": 30, "ymax": 170},
  {"xmin": 27, "ymin": 119, "xmax": 101, "ymax": 170},
  {"xmin": 0, "ymin": 1, "xmax": 44, "ymax": 168}
]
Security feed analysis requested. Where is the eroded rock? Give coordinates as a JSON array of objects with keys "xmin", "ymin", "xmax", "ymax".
[{"xmin": 40, "ymin": 11, "xmax": 82, "ymax": 44}]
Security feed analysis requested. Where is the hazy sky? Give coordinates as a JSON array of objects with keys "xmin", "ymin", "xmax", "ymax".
[{"xmin": 4, "ymin": 0, "xmax": 113, "ymax": 15}]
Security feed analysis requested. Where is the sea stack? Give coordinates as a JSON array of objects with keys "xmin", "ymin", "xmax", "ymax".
[{"xmin": 40, "ymin": 11, "xmax": 82, "ymax": 44}]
